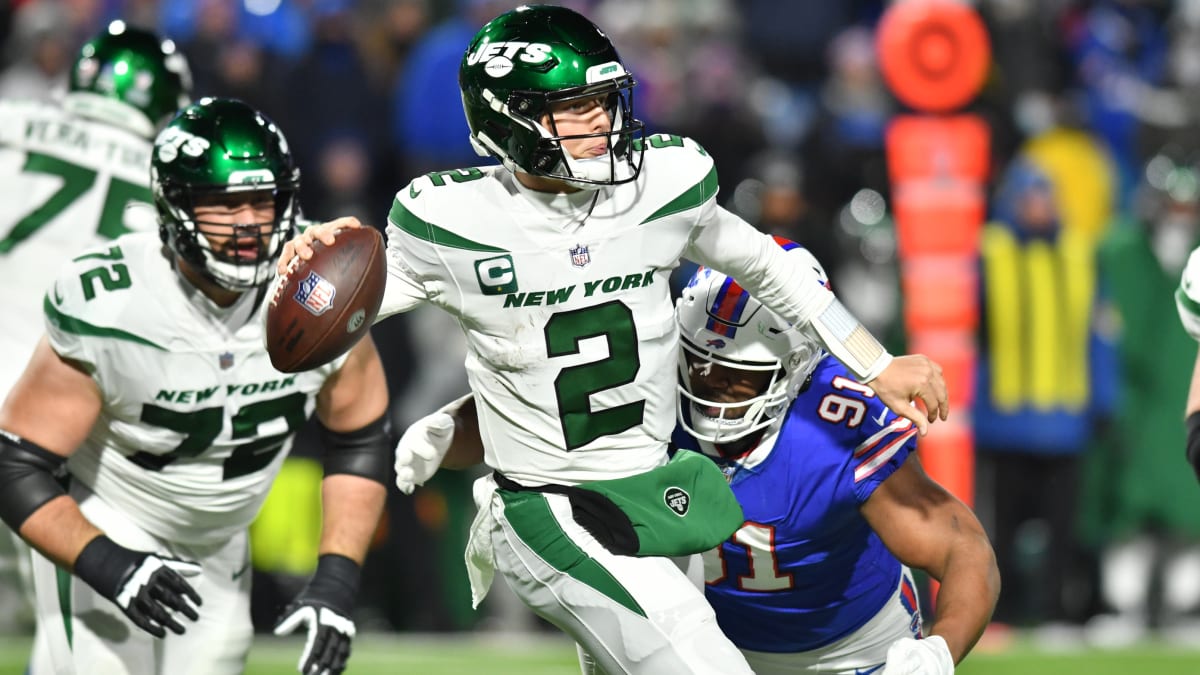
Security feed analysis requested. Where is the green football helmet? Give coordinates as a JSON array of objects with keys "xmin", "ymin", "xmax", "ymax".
[
  {"xmin": 65, "ymin": 20, "xmax": 192, "ymax": 139},
  {"xmin": 459, "ymin": 5, "xmax": 645, "ymax": 188},
  {"xmin": 152, "ymin": 98, "xmax": 300, "ymax": 291}
]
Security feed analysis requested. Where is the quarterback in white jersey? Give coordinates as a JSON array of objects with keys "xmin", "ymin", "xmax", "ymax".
[
  {"xmin": 0, "ymin": 99, "xmax": 390, "ymax": 675},
  {"xmin": 282, "ymin": 6, "xmax": 947, "ymax": 675},
  {"xmin": 0, "ymin": 21, "xmax": 191, "ymax": 400}
]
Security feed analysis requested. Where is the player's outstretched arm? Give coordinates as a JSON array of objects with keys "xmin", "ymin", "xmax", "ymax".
[
  {"xmin": 276, "ymin": 216, "xmax": 365, "ymax": 276},
  {"xmin": 0, "ymin": 339, "xmax": 202, "ymax": 638},
  {"xmin": 275, "ymin": 335, "xmax": 390, "ymax": 675},
  {"xmin": 862, "ymin": 455, "xmax": 999, "ymax": 669}
]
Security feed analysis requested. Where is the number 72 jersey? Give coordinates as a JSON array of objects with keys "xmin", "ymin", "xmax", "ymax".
[
  {"xmin": 0, "ymin": 99, "xmax": 156, "ymax": 396},
  {"xmin": 44, "ymin": 232, "xmax": 342, "ymax": 545}
]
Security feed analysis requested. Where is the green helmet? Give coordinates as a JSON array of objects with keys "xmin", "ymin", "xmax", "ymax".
[
  {"xmin": 65, "ymin": 20, "xmax": 192, "ymax": 139},
  {"xmin": 152, "ymin": 98, "xmax": 300, "ymax": 291},
  {"xmin": 459, "ymin": 5, "xmax": 645, "ymax": 188}
]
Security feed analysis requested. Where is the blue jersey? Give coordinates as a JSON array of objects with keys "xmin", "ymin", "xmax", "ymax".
[{"xmin": 674, "ymin": 357, "xmax": 919, "ymax": 653}]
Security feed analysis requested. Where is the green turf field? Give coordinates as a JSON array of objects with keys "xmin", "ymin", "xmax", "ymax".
[{"xmin": 2, "ymin": 633, "xmax": 1198, "ymax": 674}]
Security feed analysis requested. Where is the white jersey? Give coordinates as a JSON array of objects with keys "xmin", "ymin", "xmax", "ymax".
[
  {"xmin": 45, "ymin": 232, "xmax": 342, "ymax": 545},
  {"xmin": 1177, "ymin": 247, "xmax": 1200, "ymax": 340},
  {"xmin": 0, "ymin": 98, "xmax": 155, "ymax": 398},
  {"xmin": 379, "ymin": 134, "xmax": 833, "ymax": 485}
]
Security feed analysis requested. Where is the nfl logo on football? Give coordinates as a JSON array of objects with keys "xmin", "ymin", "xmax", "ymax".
[
  {"xmin": 570, "ymin": 244, "xmax": 591, "ymax": 268},
  {"xmin": 293, "ymin": 271, "xmax": 337, "ymax": 316}
]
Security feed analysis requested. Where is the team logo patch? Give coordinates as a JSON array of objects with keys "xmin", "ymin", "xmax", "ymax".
[
  {"xmin": 899, "ymin": 575, "xmax": 922, "ymax": 637},
  {"xmin": 219, "ymin": 352, "xmax": 235, "ymax": 370},
  {"xmin": 570, "ymin": 244, "xmax": 591, "ymax": 268},
  {"xmin": 705, "ymin": 338, "xmax": 726, "ymax": 349},
  {"xmin": 664, "ymin": 487, "xmax": 690, "ymax": 516},
  {"xmin": 293, "ymin": 271, "xmax": 337, "ymax": 316}
]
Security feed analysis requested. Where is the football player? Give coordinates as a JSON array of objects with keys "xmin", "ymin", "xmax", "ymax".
[
  {"xmin": 0, "ymin": 20, "xmax": 192, "ymax": 401},
  {"xmin": 392, "ymin": 243, "xmax": 999, "ymax": 675},
  {"xmin": 674, "ymin": 244, "xmax": 998, "ymax": 674},
  {"xmin": 0, "ymin": 98, "xmax": 391, "ymax": 675},
  {"xmin": 280, "ymin": 6, "xmax": 947, "ymax": 673},
  {"xmin": 1177, "ymin": 247, "xmax": 1200, "ymax": 482},
  {"xmin": 0, "ymin": 21, "xmax": 191, "ymax": 670}
]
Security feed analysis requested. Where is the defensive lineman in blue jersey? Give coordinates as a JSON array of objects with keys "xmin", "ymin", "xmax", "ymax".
[{"xmin": 672, "ymin": 243, "xmax": 999, "ymax": 674}]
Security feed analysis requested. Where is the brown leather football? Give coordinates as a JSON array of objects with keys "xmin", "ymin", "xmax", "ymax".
[{"xmin": 265, "ymin": 226, "xmax": 386, "ymax": 373}]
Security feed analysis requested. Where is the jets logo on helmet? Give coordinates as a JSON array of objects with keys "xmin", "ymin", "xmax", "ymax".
[{"xmin": 458, "ymin": 5, "xmax": 646, "ymax": 189}]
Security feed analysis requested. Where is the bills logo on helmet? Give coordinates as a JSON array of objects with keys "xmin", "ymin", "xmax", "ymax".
[
  {"xmin": 293, "ymin": 271, "xmax": 336, "ymax": 316},
  {"xmin": 705, "ymin": 338, "xmax": 726, "ymax": 349},
  {"xmin": 570, "ymin": 244, "xmax": 591, "ymax": 268}
]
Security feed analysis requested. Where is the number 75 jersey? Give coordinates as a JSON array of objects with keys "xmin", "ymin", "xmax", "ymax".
[
  {"xmin": 0, "ymin": 99, "xmax": 156, "ymax": 397},
  {"xmin": 43, "ymin": 232, "xmax": 341, "ymax": 546}
]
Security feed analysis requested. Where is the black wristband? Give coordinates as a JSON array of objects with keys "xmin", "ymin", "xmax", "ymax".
[
  {"xmin": 307, "ymin": 553, "xmax": 361, "ymax": 616},
  {"xmin": 74, "ymin": 535, "xmax": 139, "ymax": 600},
  {"xmin": 1186, "ymin": 412, "xmax": 1200, "ymax": 484},
  {"xmin": 319, "ymin": 414, "xmax": 393, "ymax": 485}
]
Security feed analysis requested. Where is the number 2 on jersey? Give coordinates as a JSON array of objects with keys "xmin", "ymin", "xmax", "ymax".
[
  {"xmin": 0, "ymin": 151, "xmax": 151, "ymax": 253},
  {"xmin": 545, "ymin": 301, "xmax": 645, "ymax": 450}
]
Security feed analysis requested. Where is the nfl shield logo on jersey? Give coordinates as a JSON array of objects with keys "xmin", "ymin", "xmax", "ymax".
[
  {"xmin": 293, "ymin": 271, "xmax": 337, "ymax": 316},
  {"xmin": 570, "ymin": 244, "xmax": 591, "ymax": 268},
  {"xmin": 219, "ymin": 352, "xmax": 235, "ymax": 369}
]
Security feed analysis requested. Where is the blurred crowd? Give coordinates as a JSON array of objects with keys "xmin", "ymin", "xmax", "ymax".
[{"xmin": 4, "ymin": 0, "xmax": 1200, "ymax": 648}]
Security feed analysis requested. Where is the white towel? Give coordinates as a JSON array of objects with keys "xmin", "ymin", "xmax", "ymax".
[{"xmin": 464, "ymin": 473, "xmax": 499, "ymax": 608}]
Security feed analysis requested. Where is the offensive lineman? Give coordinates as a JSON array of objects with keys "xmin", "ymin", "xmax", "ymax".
[
  {"xmin": 0, "ymin": 22, "xmax": 191, "ymax": 671},
  {"xmin": 281, "ymin": 6, "xmax": 947, "ymax": 674},
  {"xmin": 0, "ymin": 98, "xmax": 391, "ymax": 675},
  {"xmin": 0, "ymin": 19, "xmax": 191, "ymax": 430}
]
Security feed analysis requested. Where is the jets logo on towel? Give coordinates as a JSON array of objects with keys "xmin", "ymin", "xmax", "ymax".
[{"xmin": 664, "ymin": 487, "xmax": 690, "ymax": 516}]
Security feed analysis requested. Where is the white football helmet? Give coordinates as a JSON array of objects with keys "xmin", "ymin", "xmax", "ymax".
[{"xmin": 675, "ymin": 242, "xmax": 827, "ymax": 447}]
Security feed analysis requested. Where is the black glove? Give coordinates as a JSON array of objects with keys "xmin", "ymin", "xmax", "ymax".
[
  {"xmin": 73, "ymin": 534, "xmax": 202, "ymax": 638},
  {"xmin": 273, "ymin": 553, "xmax": 361, "ymax": 675}
]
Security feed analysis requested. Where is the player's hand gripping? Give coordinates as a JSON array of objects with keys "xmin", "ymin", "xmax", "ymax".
[
  {"xmin": 276, "ymin": 216, "xmax": 365, "ymax": 276},
  {"xmin": 274, "ymin": 554, "xmax": 361, "ymax": 675},
  {"xmin": 394, "ymin": 394, "xmax": 472, "ymax": 495},
  {"xmin": 73, "ymin": 534, "xmax": 202, "ymax": 638},
  {"xmin": 880, "ymin": 635, "xmax": 954, "ymax": 675},
  {"xmin": 867, "ymin": 354, "xmax": 948, "ymax": 436}
]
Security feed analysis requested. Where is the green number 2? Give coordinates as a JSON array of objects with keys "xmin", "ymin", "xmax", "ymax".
[
  {"xmin": 127, "ymin": 393, "xmax": 309, "ymax": 480},
  {"xmin": 0, "ymin": 151, "xmax": 152, "ymax": 254},
  {"xmin": 545, "ymin": 301, "xmax": 645, "ymax": 450}
]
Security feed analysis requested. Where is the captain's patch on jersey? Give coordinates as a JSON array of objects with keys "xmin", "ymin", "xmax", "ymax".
[
  {"xmin": 475, "ymin": 254, "xmax": 519, "ymax": 295},
  {"xmin": 293, "ymin": 271, "xmax": 336, "ymax": 316},
  {"xmin": 664, "ymin": 487, "xmax": 690, "ymax": 516}
]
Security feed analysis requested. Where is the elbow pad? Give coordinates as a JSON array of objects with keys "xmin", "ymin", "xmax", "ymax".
[
  {"xmin": 0, "ymin": 430, "xmax": 68, "ymax": 532},
  {"xmin": 1187, "ymin": 412, "xmax": 1200, "ymax": 484},
  {"xmin": 319, "ymin": 414, "xmax": 393, "ymax": 486},
  {"xmin": 806, "ymin": 297, "xmax": 893, "ymax": 381}
]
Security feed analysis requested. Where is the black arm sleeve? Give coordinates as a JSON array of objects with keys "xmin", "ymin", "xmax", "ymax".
[
  {"xmin": 1187, "ymin": 412, "xmax": 1200, "ymax": 484},
  {"xmin": 0, "ymin": 430, "xmax": 68, "ymax": 532},
  {"xmin": 319, "ymin": 413, "xmax": 393, "ymax": 486}
]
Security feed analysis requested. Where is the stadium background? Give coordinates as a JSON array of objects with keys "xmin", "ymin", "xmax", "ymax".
[{"xmin": 4, "ymin": 0, "xmax": 1200, "ymax": 671}]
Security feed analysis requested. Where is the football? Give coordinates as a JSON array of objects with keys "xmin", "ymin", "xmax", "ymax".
[{"xmin": 266, "ymin": 226, "xmax": 387, "ymax": 373}]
